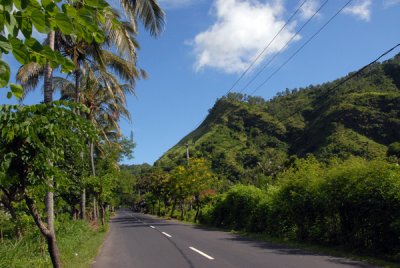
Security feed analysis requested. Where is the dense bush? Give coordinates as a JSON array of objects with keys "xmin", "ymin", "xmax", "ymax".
[
  {"xmin": 208, "ymin": 185, "xmax": 263, "ymax": 230},
  {"xmin": 201, "ymin": 157, "xmax": 400, "ymax": 255}
]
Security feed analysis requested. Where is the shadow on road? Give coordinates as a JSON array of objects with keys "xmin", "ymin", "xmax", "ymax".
[{"xmin": 191, "ymin": 225, "xmax": 376, "ymax": 268}]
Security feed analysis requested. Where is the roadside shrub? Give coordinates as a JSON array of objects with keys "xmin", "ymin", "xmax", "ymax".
[
  {"xmin": 201, "ymin": 157, "xmax": 400, "ymax": 255},
  {"xmin": 209, "ymin": 185, "xmax": 263, "ymax": 230},
  {"xmin": 321, "ymin": 158, "xmax": 400, "ymax": 253},
  {"xmin": 249, "ymin": 186, "xmax": 281, "ymax": 235},
  {"xmin": 272, "ymin": 157, "xmax": 325, "ymax": 240}
]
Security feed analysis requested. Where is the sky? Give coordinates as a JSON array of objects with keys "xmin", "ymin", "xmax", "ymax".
[{"xmin": 1, "ymin": 0, "xmax": 400, "ymax": 165}]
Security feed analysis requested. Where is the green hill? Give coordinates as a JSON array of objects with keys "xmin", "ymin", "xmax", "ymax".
[{"xmin": 156, "ymin": 54, "xmax": 400, "ymax": 183}]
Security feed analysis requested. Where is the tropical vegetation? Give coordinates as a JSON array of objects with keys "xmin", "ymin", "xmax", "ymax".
[
  {"xmin": 126, "ymin": 54, "xmax": 400, "ymax": 261},
  {"xmin": 1, "ymin": 0, "xmax": 164, "ymax": 267}
]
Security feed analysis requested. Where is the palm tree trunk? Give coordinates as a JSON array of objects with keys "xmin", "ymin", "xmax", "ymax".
[
  {"xmin": 90, "ymin": 142, "xmax": 96, "ymax": 177},
  {"xmin": 79, "ymin": 150, "xmax": 86, "ymax": 221},
  {"xmin": 89, "ymin": 141, "xmax": 99, "ymax": 221},
  {"xmin": 44, "ymin": 31, "xmax": 54, "ymax": 103}
]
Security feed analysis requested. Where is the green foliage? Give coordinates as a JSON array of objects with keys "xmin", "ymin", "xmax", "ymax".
[
  {"xmin": 0, "ymin": 0, "xmax": 112, "ymax": 95},
  {"xmin": 0, "ymin": 102, "xmax": 97, "ymax": 190},
  {"xmin": 0, "ymin": 218, "xmax": 107, "ymax": 267},
  {"xmin": 203, "ymin": 158, "xmax": 400, "ymax": 256},
  {"xmin": 157, "ymin": 54, "xmax": 400, "ymax": 185},
  {"xmin": 210, "ymin": 184, "xmax": 263, "ymax": 230},
  {"xmin": 388, "ymin": 142, "xmax": 400, "ymax": 159}
]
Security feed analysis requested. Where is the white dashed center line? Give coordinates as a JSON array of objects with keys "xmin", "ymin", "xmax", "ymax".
[
  {"xmin": 189, "ymin": 247, "xmax": 214, "ymax": 260},
  {"xmin": 150, "ymin": 225, "xmax": 155, "ymax": 229},
  {"xmin": 162, "ymin": 232, "xmax": 172, "ymax": 238}
]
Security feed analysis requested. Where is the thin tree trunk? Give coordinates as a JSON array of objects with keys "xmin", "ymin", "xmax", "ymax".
[
  {"xmin": 90, "ymin": 142, "xmax": 96, "ymax": 177},
  {"xmin": 180, "ymin": 199, "xmax": 184, "ymax": 220},
  {"xmin": 79, "ymin": 151, "xmax": 86, "ymax": 221},
  {"xmin": 100, "ymin": 204, "xmax": 105, "ymax": 225},
  {"xmin": 80, "ymin": 188, "xmax": 86, "ymax": 220},
  {"xmin": 75, "ymin": 69, "xmax": 86, "ymax": 221},
  {"xmin": 41, "ymin": 30, "xmax": 62, "ymax": 268},
  {"xmin": 170, "ymin": 199, "xmax": 177, "ymax": 218},
  {"xmin": 89, "ymin": 141, "xmax": 98, "ymax": 221},
  {"xmin": 25, "ymin": 194, "xmax": 62, "ymax": 268},
  {"xmin": 93, "ymin": 196, "xmax": 98, "ymax": 221}
]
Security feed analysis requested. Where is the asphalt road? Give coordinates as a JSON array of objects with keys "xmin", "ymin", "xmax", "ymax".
[{"xmin": 92, "ymin": 209, "xmax": 375, "ymax": 268}]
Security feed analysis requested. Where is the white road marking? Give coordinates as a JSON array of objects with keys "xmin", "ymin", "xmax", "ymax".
[
  {"xmin": 150, "ymin": 225, "xmax": 155, "ymax": 229},
  {"xmin": 189, "ymin": 247, "xmax": 214, "ymax": 260},
  {"xmin": 162, "ymin": 232, "xmax": 172, "ymax": 238}
]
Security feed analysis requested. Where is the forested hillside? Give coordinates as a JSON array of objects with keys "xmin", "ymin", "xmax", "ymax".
[{"xmin": 156, "ymin": 54, "xmax": 400, "ymax": 183}]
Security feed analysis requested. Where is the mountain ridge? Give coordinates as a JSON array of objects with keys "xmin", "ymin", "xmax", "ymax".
[{"xmin": 156, "ymin": 54, "xmax": 400, "ymax": 182}]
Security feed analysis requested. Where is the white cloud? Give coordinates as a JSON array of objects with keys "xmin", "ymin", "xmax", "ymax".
[
  {"xmin": 299, "ymin": 0, "xmax": 320, "ymax": 20},
  {"xmin": 190, "ymin": 0, "xmax": 299, "ymax": 74},
  {"xmin": 383, "ymin": 0, "xmax": 400, "ymax": 8},
  {"xmin": 343, "ymin": 0, "xmax": 372, "ymax": 21}
]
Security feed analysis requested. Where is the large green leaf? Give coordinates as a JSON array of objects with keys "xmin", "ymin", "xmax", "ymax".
[
  {"xmin": 44, "ymin": 2, "xmax": 60, "ymax": 16},
  {"xmin": 84, "ymin": 0, "xmax": 108, "ymax": 8},
  {"xmin": 60, "ymin": 57, "xmax": 75, "ymax": 73},
  {"xmin": 63, "ymin": 4, "xmax": 77, "ymax": 19},
  {"xmin": 14, "ymin": 0, "xmax": 29, "ymax": 10},
  {"xmin": 25, "ymin": 37, "xmax": 43, "ymax": 52},
  {"xmin": 9, "ymin": 37, "xmax": 29, "ymax": 64},
  {"xmin": 77, "ymin": 9, "xmax": 96, "ymax": 32},
  {"xmin": 16, "ymin": 11, "xmax": 32, "ymax": 38},
  {"xmin": 0, "ymin": 35, "xmax": 12, "ymax": 53},
  {"xmin": 0, "ymin": 9, "xmax": 5, "ymax": 29},
  {"xmin": 31, "ymin": 9, "xmax": 47, "ymax": 33},
  {"xmin": 41, "ymin": 45, "xmax": 55, "ymax": 59},
  {"xmin": 55, "ymin": 13, "xmax": 73, "ymax": 34},
  {"xmin": 5, "ymin": 12, "xmax": 19, "ymax": 36},
  {"xmin": 1, "ymin": 0, "xmax": 13, "ymax": 11},
  {"xmin": 0, "ymin": 59, "xmax": 10, "ymax": 88},
  {"xmin": 10, "ymin": 83, "xmax": 23, "ymax": 99}
]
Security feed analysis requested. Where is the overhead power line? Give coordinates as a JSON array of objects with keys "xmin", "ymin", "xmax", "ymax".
[
  {"xmin": 325, "ymin": 42, "xmax": 400, "ymax": 93},
  {"xmin": 249, "ymin": 0, "xmax": 353, "ymax": 96},
  {"xmin": 226, "ymin": 0, "xmax": 309, "ymax": 94},
  {"xmin": 189, "ymin": 0, "xmax": 310, "ymax": 144},
  {"xmin": 239, "ymin": 0, "xmax": 330, "ymax": 94}
]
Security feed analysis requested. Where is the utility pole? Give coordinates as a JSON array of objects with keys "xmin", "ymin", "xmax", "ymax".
[{"xmin": 186, "ymin": 143, "xmax": 190, "ymax": 166}]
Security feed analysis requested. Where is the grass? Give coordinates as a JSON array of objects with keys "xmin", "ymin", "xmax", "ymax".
[{"xmin": 0, "ymin": 220, "xmax": 108, "ymax": 268}]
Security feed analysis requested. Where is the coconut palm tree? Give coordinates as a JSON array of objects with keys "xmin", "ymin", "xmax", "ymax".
[
  {"xmin": 53, "ymin": 61, "xmax": 133, "ymax": 221},
  {"xmin": 15, "ymin": 2, "xmax": 164, "ymax": 267}
]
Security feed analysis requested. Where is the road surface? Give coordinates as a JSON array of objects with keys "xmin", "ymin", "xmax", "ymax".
[{"xmin": 92, "ymin": 209, "xmax": 375, "ymax": 268}]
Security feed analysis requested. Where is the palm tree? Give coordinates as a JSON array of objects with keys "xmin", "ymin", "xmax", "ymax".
[
  {"xmin": 16, "ymin": 2, "xmax": 164, "ymax": 265},
  {"xmin": 53, "ymin": 62, "xmax": 132, "ymax": 224}
]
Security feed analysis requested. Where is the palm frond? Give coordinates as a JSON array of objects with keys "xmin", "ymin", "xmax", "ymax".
[
  {"xmin": 120, "ymin": 0, "xmax": 165, "ymax": 37},
  {"xmin": 16, "ymin": 62, "xmax": 45, "ymax": 100}
]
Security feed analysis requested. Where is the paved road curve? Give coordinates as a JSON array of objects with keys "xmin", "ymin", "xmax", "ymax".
[{"xmin": 92, "ymin": 209, "xmax": 375, "ymax": 268}]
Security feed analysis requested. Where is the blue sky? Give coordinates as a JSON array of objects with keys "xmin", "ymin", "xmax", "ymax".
[{"xmin": 2, "ymin": 0, "xmax": 400, "ymax": 165}]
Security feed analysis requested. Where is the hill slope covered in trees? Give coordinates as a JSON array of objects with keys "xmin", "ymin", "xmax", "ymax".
[{"xmin": 156, "ymin": 54, "xmax": 400, "ymax": 183}]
